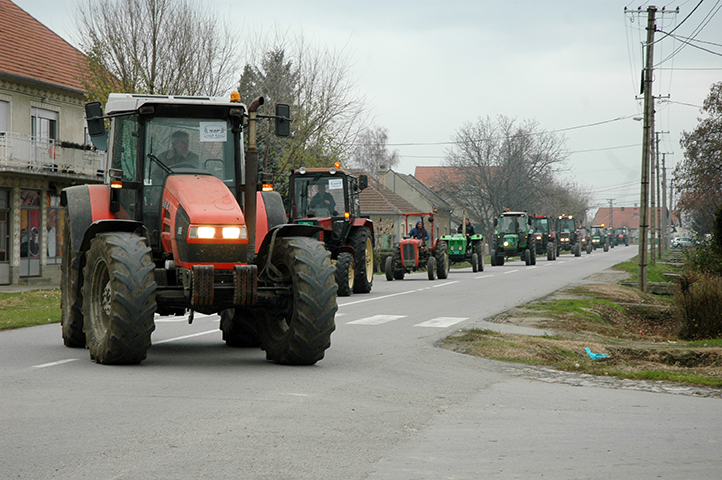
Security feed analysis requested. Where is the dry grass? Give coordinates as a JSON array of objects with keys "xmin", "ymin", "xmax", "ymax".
[{"xmin": 441, "ymin": 283, "xmax": 722, "ymax": 388}]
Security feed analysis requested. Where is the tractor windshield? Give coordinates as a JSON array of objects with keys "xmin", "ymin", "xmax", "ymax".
[
  {"xmin": 559, "ymin": 218, "xmax": 575, "ymax": 233},
  {"xmin": 534, "ymin": 218, "xmax": 549, "ymax": 234},
  {"xmin": 293, "ymin": 175, "xmax": 346, "ymax": 218},
  {"xmin": 591, "ymin": 227, "xmax": 604, "ymax": 236},
  {"xmin": 499, "ymin": 215, "xmax": 524, "ymax": 233},
  {"xmin": 142, "ymin": 117, "xmax": 237, "ymax": 241}
]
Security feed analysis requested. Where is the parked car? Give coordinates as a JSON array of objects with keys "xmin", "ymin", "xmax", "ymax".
[{"xmin": 671, "ymin": 237, "xmax": 694, "ymax": 248}]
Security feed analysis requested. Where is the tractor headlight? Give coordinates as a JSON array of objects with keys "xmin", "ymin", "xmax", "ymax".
[
  {"xmin": 503, "ymin": 241, "xmax": 509, "ymax": 247},
  {"xmin": 222, "ymin": 227, "xmax": 244, "ymax": 239},
  {"xmin": 189, "ymin": 225, "xmax": 247, "ymax": 240},
  {"xmin": 190, "ymin": 226, "xmax": 216, "ymax": 239}
]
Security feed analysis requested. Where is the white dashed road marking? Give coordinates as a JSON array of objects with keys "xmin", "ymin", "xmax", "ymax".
[
  {"xmin": 347, "ymin": 315, "xmax": 407, "ymax": 325},
  {"xmin": 414, "ymin": 317, "xmax": 468, "ymax": 328}
]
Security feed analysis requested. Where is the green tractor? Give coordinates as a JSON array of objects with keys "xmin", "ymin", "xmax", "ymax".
[
  {"xmin": 490, "ymin": 210, "xmax": 536, "ymax": 266},
  {"xmin": 440, "ymin": 224, "xmax": 484, "ymax": 272},
  {"xmin": 590, "ymin": 224, "xmax": 610, "ymax": 252}
]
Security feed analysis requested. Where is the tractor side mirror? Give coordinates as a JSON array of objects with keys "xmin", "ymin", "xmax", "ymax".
[
  {"xmin": 358, "ymin": 174, "xmax": 368, "ymax": 191},
  {"xmin": 275, "ymin": 104, "xmax": 290, "ymax": 137},
  {"xmin": 493, "ymin": 218, "xmax": 498, "ymax": 227},
  {"xmin": 85, "ymin": 102, "xmax": 108, "ymax": 151},
  {"xmin": 428, "ymin": 215, "xmax": 434, "ymax": 223}
]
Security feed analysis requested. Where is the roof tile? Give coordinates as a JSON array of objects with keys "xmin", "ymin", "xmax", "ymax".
[{"xmin": 0, "ymin": 0, "xmax": 87, "ymax": 92}]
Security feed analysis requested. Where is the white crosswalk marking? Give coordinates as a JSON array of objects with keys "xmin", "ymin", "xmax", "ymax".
[
  {"xmin": 347, "ymin": 314, "xmax": 406, "ymax": 325},
  {"xmin": 414, "ymin": 317, "xmax": 468, "ymax": 328}
]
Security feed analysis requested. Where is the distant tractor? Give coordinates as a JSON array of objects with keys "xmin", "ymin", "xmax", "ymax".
[
  {"xmin": 614, "ymin": 227, "xmax": 630, "ymax": 246},
  {"xmin": 385, "ymin": 214, "xmax": 449, "ymax": 281},
  {"xmin": 555, "ymin": 214, "xmax": 582, "ymax": 257},
  {"xmin": 490, "ymin": 210, "xmax": 536, "ymax": 266},
  {"xmin": 579, "ymin": 226, "xmax": 593, "ymax": 254},
  {"xmin": 287, "ymin": 165, "xmax": 374, "ymax": 297},
  {"xmin": 591, "ymin": 225, "xmax": 610, "ymax": 252},
  {"xmin": 440, "ymin": 226, "xmax": 485, "ymax": 272},
  {"xmin": 530, "ymin": 214, "xmax": 557, "ymax": 261}
]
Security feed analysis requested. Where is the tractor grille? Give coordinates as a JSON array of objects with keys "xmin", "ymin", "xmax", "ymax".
[{"xmin": 401, "ymin": 243, "xmax": 417, "ymax": 267}]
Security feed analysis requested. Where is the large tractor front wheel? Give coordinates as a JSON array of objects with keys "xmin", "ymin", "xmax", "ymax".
[
  {"xmin": 60, "ymin": 215, "xmax": 85, "ymax": 348},
  {"xmin": 257, "ymin": 237, "xmax": 337, "ymax": 365},
  {"xmin": 349, "ymin": 227, "xmax": 374, "ymax": 293},
  {"xmin": 82, "ymin": 233, "xmax": 156, "ymax": 364}
]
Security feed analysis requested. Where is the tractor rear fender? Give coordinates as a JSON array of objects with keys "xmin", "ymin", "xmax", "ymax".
[{"xmin": 61, "ymin": 184, "xmax": 145, "ymax": 255}]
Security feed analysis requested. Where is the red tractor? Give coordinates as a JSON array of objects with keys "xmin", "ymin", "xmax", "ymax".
[
  {"xmin": 385, "ymin": 213, "xmax": 449, "ymax": 281},
  {"xmin": 287, "ymin": 166, "xmax": 374, "ymax": 297},
  {"xmin": 60, "ymin": 93, "xmax": 337, "ymax": 365}
]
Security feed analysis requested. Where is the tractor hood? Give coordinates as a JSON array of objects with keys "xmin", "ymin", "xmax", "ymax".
[{"xmin": 165, "ymin": 175, "xmax": 244, "ymax": 225}]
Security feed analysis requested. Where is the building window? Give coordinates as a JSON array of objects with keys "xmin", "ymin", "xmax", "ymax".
[
  {"xmin": 47, "ymin": 193, "xmax": 64, "ymax": 265},
  {"xmin": 0, "ymin": 100, "xmax": 8, "ymax": 133},
  {"xmin": 20, "ymin": 189, "xmax": 41, "ymax": 277}
]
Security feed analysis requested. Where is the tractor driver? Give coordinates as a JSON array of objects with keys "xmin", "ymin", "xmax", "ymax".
[
  {"xmin": 309, "ymin": 184, "xmax": 336, "ymax": 216},
  {"xmin": 409, "ymin": 220, "xmax": 430, "ymax": 241},
  {"xmin": 158, "ymin": 130, "xmax": 199, "ymax": 168},
  {"xmin": 457, "ymin": 218, "xmax": 475, "ymax": 251}
]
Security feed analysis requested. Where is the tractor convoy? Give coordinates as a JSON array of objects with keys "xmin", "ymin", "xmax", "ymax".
[{"xmin": 58, "ymin": 93, "xmax": 628, "ymax": 366}]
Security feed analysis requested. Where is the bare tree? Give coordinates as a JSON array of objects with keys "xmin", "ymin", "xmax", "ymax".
[
  {"xmin": 237, "ymin": 29, "xmax": 370, "ymax": 184},
  {"xmin": 443, "ymin": 115, "xmax": 573, "ymax": 236},
  {"xmin": 75, "ymin": 0, "xmax": 240, "ymax": 102},
  {"xmin": 349, "ymin": 125, "xmax": 399, "ymax": 176}
]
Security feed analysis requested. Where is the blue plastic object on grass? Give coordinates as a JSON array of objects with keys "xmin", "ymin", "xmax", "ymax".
[{"xmin": 585, "ymin": 347, "xmax": 609, "ymax": 360}]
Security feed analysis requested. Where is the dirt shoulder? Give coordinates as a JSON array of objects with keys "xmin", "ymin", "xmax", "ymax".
[{"xmin": 441, "ymin": 267, "xmax": 722, "ymax": 396}]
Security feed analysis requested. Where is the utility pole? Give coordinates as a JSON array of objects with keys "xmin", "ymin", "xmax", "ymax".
[
  {"xmin": 661, "ymin": 153, "xmax": 669, "ymax": 251},
  {"xmin": 607, "ymin": 199, "xmax": 614, "ymax": 229},
  {"xmin": 637, "ymin": 5, "xmax": 656, "ymax": 292}
]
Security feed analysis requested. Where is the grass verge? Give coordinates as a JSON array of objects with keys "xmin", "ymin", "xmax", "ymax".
[
  {"xmin": 0, "ymin": 289, "xmax": 62, "ymax": 331},
  {"xmin": 441, "ymin": 281, "xmax": 722, "ymax": 389}
]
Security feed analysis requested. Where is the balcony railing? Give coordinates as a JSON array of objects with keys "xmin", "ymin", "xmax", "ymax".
[{"xmin": 0, "ymin": 131, "xmax": 105, "ymax": 178}]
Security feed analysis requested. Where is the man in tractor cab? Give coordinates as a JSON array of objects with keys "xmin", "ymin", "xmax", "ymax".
[
  {"xmin": 308, "ymin": 184, "xmax": 336, "ymax": 216},
  {"xmin": 409, "ymin": 220, "xmax": 430, "ymax": 241},
  {"xmin": 158, "ymin": 130, "xmax": 199, "ymax": 168}
]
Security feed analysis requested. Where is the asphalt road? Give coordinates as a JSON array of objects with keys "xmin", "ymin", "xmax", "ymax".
[{"xmin": 2, "ymin": 245, "xmax": 721, "ymax": 479}]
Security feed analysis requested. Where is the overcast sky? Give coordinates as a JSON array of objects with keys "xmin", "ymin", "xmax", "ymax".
[{"xmin": 12, "ymin": 0, "xmax": 722, "ymax": 210}]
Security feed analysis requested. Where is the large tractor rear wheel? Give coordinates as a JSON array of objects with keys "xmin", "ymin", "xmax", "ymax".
[
  {"xmin": 335, "ymin": 252, "xmax": 355, "ymax": 296},
  {"xmin": 574, "ymin": 242, "xmax": 582, "ymax": 257},
  {"xmin": 349, "ymin": 227, "xmax": 373, "ymax": 293},
  {"xmin": 434, "ymin": 241, "xmax": 449, "ymax": 279},
  {"xmin": 60, "ymin": 215, "xmax": 85, "ymax": 348},
  {"xmin": 257, "ymin": 237, "xmax": 337, "ymax": 365},
  {"xmin": 220, "ymin": 308, "xmax": 261, "ymax": 347},
  {"xmin": 82, "ymin": 232, "xmax": 156, "ymax": 365},
  {"xmin": 473, "ymin": 241, "xmax": 484, "ymax": 272},
  {"xmin": 391, "ymin": 250, "xmax": 405, "ymax": 280}
]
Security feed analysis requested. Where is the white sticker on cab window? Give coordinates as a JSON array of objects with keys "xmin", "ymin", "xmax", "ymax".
[
  {"xmin": 328, "ymin": 178, "xmax": 343, "ymax": 190},
  {"xmin": 199, "ymin": 122, "xmax": 227, "ymax": 142}
]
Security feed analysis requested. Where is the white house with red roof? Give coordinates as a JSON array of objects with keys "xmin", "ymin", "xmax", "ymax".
[{"xmin": 0, "ymin": 0, "xmax": 103, "ymax": 285}]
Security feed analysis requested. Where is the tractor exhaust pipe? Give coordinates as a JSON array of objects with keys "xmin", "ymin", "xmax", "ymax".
[{"xmin": 245, "ymin": 96, "xmax": 264, "ymax": 263}]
